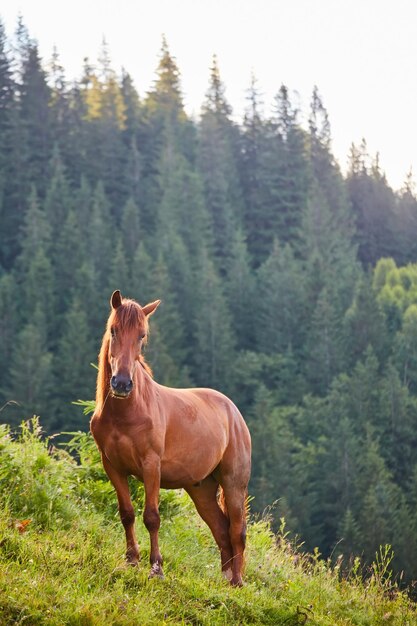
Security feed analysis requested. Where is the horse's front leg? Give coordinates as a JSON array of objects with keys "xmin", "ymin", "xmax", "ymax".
[
  {"xmin": 101, "ymin": 455, "xmax": 140, "ymax": 565},
  {"xmin": 142, "ymin": 455, "xmax": 164, "ymax": 579}
]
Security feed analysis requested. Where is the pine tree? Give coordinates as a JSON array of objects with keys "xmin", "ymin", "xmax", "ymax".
[
  {"xmin": 269, "ymin": 84, "xmax": 310, "ymax": 245},
  {"xmin": 300, "ymin": 181, "xmax": 358, "ymax": 310},
  {"xmin": 120, "ymin": 197, "xmax": 141, "ymax": 265},
  {"xmin": 343, "ymin": 276, "xmax": 388, "ymax": 368},
  {"xmin": 305, "ymin": 287, "xmax": 344, "ymax": 394},
  {"xmin": 0, "ymin": 18, "xmax": 16, "ymax": 267},
  {"xmin": 198, "ymin": 56, "xmax": 242, "ymax": 271},
  {"xmin": 53, "ymin": 209, "xmax": 86, "ymax": 315},
  {"xmin": 395, "ymin": 169, "xmax": 417, "ymax": 263},
  {"xmin": 8, "ymin": 306, "xmax": 53, "ymax": 424},
  {"xmin": 249, "ymin": 388, "xmax": 298, "ymax": 520},
  {"xmin": 141, "ymin": 255, "xmax": 187, "ymax": 386},
  {"xmin": 71, "ymin": 260, "xmax": 103, "ymax": 349},
  {"xmin": 44, "ymin": 146, "xmax": 72, "ymax": 240},
  {"xmin": 225, "ymin": 230, "xmax": 254, "ymax": 350},
  {"xmin": 157, "ymin": 149, "xmax": 212, "ymax": 258},
  {"xmin": 108, "ymin": 236, "xmax": 130, "ymax": 296},
  {"xmin": 140, "ymin": 37, "xmax": 192, "ymax": 235},
  {"xmin": 88, "ymin": 182, "xmax": 114, "ymax": 292},
  {"xmin": 130, "ymin": 241, "xmax": 154, "ymax": 304},
  {"xmin": 347, "ymin": 142, "xmax": 397, "ymax": 265},
  {"xmin": 15, "ymin": 186, "xmax": 51, "ymax": 274},
  {"xmin": 356, "ymin": 432, "xmax": 401, "ymax": 562},
  {"xmin": 336, "ymin": 508, "xmax": 361, "ymax": 561},
  {"xmin": 21, "ymin": 247, "xmax": 55, "ymax": 342},
  {"xmin": 18, "ymin": 37, "xmax": 52, "ymax": 196},
  {"xmin": 160, "ymin": 234, "xmax": 196, "ymax": 348},
  {"xmin": 255, "ymin": 240, "xmax": 306, "ymax": 355},
  {"xmin": 96, "ymin": 40, "xmax": 128, "ymax": 211},
  {"xmin": 394, "ymin": 304, "xmax": 417, "ymax": 391},
  {"xmin": 192, "ymin": 250, "xmax": 235, "ymax": 391},
  {"xmin": 147, "ymin": 36, "xmax": 184, "ymax": 119},
  {"xmin": 121, "ymin": 69, "xmax": 141, "ymax": 139},
  {"xmin": 0, "ymin": 273, "xmax": 18, "ymax": 407},
  {"xmin": 53, "ymin": 296, "xmax": 95, "ymax": 429},
  {"xmin": 240, "ymin": 74, "xmax": 273, "ymax": 265},
  {"xmin": 48, "ymin": 47, "xmax": 72, "ymax": 166}
]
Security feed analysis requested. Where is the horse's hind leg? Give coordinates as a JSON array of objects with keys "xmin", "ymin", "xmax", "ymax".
[
  {"xmin": 186, "ymin": 480, "xmax": 234, "ymax": 578},
  {"xmin": 221, "ymin": 483, "xmax": 248, "ymax": 587}
]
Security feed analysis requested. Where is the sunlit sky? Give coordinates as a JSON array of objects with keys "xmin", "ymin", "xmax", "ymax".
[{"xmin": 2, "ymin": 0, "xmax": 416, "ymax": 190}]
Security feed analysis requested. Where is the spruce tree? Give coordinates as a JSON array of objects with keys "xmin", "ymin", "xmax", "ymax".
[
  {"xmin": 88, "ymin": 181, "xmax": 114, "ymax": 292},
  {"xmin": 18, "ymin": 38, "xmax": 52, "ymax": 196},
  {"xmin": 141, "ymin": 37, "xmax": 192, "ymax": 235},
  {"xmin": 343, "ymin": 276, "xmax": 388, "ymax": 368},
  {"xmin": 225, "ymin": 230, "xmax": 254, "ymax": 350},
  {"xmin": 53, "ymin": 296, "xmax": 95, "ymax": 429},
  {"xmin": 0, "ymin": 274, "xmax": 18, "ymax": 407},
  {"xmin": 157, "ymin": 149, "xmax": 212, "ymax": 258},
  {"xmin": 255, "ymin": 240, "xmax": 306, "ymax": 355},
  {"xmin": 347, "ymin": 143, "xmax": 397, "ymax": 265},
  {"xmin": 198, "ymin": 56, "xmax": 242, "ymax": 271},
  {"xmin": 8, "ymin": 306, "xmax": 53, "ymax": 424},
  {"xmin": 240, "ymin": 75, "xmax": 272, "ymax": 265},
  {"xmin": 192, "ymin": 250, "xmax": 235, "ymax": 391},
  {"xmin": 108, "ymin": 236, "xmax": 130, "ymax": 296},
  {"xmin": 269, "ymin": 84, "xmax": 309, "ymax": 246},
  {"xmin": 120, "ymin": 196, "xmax": 141, "ymax": 265},
  {"xmin": 130, "ymin": 241, "xmax": 154, "ymax": 304},
  {"xmin": 0, "ymin": 19, "xmax": 16, "ymax": 267},
  {"xmin": 53, "ymin": 209, "xmax": 86, "ymax": 315},
  {"xmin": 141, "ymin": 255, "xmax": 187, "ymax": 386}
]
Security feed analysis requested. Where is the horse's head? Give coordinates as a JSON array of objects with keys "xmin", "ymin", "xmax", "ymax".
[{"xmin": 107, "ymin": 290, "xmax": 160, "ymax": 398}]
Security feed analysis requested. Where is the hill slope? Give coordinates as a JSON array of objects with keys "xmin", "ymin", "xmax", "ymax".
[{"xmin": 0, "ymin": 419, "xmax": 416, "ymax": 625}]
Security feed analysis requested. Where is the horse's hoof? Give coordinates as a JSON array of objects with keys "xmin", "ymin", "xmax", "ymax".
[{"xmin": 148, "ymin": 563, "xmax": 164, "ymax": 580}]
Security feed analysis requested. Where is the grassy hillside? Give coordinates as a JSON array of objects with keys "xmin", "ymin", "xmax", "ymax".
[{"xmin": 0, "ymin": 419, "xmax": 416, "ymax": 625}]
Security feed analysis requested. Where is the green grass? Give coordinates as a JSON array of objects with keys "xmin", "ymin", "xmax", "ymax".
[{"xmin": 0, "ymin": 419, "xmax": 416, "ymax": 625}]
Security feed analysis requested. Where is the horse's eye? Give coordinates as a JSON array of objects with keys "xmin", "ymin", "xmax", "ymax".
[
  {"xmin": 139, "ymin": 334, "xmax": 145, "ymax": 342},
  {"xmin": 110, "ymin": 328, "xmax": 116, "ymax": 338}
]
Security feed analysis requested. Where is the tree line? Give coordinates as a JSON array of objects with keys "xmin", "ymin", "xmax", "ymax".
[{"xmin": 2, "ymin": 17, "xmax": 417, "ymax": 582}]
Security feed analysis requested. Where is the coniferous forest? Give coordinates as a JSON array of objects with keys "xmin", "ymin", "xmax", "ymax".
[{"xmin": 2, "ymin": 17, "xmax": 417, "ymax": 584}]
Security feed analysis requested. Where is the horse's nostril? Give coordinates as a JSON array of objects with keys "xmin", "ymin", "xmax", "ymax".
[{"xmin": 111, "ymin": 375, "xmax": 132, "ymax": 394}]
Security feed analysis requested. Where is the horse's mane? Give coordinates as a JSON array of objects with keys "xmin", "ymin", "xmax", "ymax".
[{"xmin": 95, "ymin": 297, "xmax": 153, "ymax": 413}]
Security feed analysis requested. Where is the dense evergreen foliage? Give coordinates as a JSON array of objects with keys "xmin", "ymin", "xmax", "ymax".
[{"xmin": 2, "ymin": 18, "xmax": 417, "ymax": 584}]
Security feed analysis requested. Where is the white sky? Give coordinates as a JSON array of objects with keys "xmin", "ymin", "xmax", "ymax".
[{"xmin": 1, "ymin": 0, "xmax": 417, "ymax": 190}]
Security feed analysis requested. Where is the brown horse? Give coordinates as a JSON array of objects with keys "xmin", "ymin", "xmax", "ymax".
[{"xmin": 90, "ymin": 291, "xmax": 251, "ymax": 586}]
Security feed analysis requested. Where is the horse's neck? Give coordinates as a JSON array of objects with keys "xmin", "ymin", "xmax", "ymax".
[{"xmin": 134, "ymin": 360, "xmax": 155, "ymax": 408}]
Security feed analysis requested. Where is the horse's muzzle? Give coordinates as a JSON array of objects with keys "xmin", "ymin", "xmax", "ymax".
[{"xmin": 111, "ymin": 375, "xmax": 133, "ymax": 398}]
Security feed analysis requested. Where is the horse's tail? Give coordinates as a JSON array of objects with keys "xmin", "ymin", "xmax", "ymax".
[
  {"xmin": 217, "ymin": 486, "xmax": 250, "ymax": 521},
  {"xmin": 217, "ymin": 486, "xmax": 249, "ymax": 572},
  {"xmin": 217, "ymin": 485, "xmax": 229, "ymax": 519}
]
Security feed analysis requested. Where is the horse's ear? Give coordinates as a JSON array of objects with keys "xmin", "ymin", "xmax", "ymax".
[
  {"xmin": 142, "ymin": 300, "xmax": 161, "ymax": 317},
  {"xmin": 111, "ymin": 290, "xmax": 122, "ymax": 309}
]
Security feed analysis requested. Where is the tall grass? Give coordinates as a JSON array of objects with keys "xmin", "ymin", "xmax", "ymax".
[{"xmin": 0, "ymin": 418, "xmax": 416, "ymax": 625}]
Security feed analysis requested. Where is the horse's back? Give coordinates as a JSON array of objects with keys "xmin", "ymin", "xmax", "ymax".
[{"xmin": 163, "ymin": 385, "xmax": 248, "ymax": 439}]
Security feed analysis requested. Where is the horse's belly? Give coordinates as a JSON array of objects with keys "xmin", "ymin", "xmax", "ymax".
[{"xmin": 159, "ymin": 440, "xmax": 224, "ymax": 487}]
